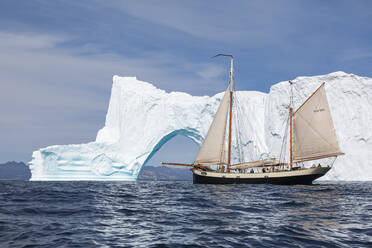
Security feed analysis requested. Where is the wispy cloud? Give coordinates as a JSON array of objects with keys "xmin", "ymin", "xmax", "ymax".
[
  {"xmin": 107, "ymin": 1, "xmax": 294, "ymax": 44},
  {"xmin": 0, "ymin": 31, "xmax": 228, "ymax": 161},
  {"xmin": 197, "ymin": 64, "xmax": 225, "ymax": 81},
  {"xmin": 337, "ymin": 48, "xmax": 372, "ymax": 62}
]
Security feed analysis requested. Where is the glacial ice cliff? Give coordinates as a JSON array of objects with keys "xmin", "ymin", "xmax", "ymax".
[{"xmin": 29, "ymin": 72, "xmax": 372, "ymax": 181}]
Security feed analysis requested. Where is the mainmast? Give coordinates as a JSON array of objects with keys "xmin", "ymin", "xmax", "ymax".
[
  {"xmin": 289, "ymin": 80, "xmax": 293, "ymax": 170},
  {"xmin": 227, "ymin": 56, "xmax": 234, "ymax": 172}
]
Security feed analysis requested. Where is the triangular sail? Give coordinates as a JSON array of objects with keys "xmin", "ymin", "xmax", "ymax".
[
  {"xmin": 293, "ymin": 83, "xmax": 343, "ymax": 162},
  {"xmin": 195, "ymin": 84, "xmax": 231, "ymax": 165}
]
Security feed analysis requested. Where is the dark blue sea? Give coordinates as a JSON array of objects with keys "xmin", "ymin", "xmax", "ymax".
[{"xmin": 0, "ymin": 181, "xmax": 371, "ymax": 248}]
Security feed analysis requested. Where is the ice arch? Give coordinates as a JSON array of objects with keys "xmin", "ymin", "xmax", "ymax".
[{"xmin": 139, "ymin": 129, "xmax": 202, "ymax": 175}]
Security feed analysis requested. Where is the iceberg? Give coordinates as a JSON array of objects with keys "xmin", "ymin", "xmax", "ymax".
[{"xmin": 29, "ymin": 72, "xmax": 372, "ymax": 181}]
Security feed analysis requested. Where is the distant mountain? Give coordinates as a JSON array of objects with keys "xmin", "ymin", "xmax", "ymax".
[
  {"xmin": 0, "ymin": 161, "xmax": 31, "ymax": 180},
  {"xmin": 138, "ymin": 166, "xmax": 192, "ymax": 181}
]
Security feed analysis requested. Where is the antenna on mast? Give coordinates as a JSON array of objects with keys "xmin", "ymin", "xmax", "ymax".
[
  {"xmin": 211, "ymin": 54, "xmax": 233, "ymax": 59},
  {"xmin": 212, "ymin": 54, "xmax": 234, "ymax": 91}
]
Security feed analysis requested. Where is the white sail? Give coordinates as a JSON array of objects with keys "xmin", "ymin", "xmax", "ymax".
[
  {"xmin": 230, "ymin": 158, "xmax": 281, "ymax": 170},
  {"xmin": 293, "ymin": 83, "xmax": 343, "ymax": 162},
  {"xmin": 195, "ymin": 85, "xmax": 231, "ymax": 165}
]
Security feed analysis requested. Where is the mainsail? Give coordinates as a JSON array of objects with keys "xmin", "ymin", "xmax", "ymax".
[
  {"xmin": 293, "ymin": 83, "xmax": 343, "ymax": 162},
  {"xmin": 194, "ymin": 84, "xmax": 231, "ymax": 165}
]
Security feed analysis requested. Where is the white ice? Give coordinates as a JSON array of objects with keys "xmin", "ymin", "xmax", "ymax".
[{"xmin": 29, "ymin": 72, "xmax": 372, "ymax": 181}]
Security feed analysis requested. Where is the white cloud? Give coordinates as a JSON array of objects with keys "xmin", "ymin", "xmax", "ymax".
[
  {"xmin": 0, "ymin": 32, "xmax": 66, "ymax": 50},
  {"xmin": 197, "ymin": 64, "xmax": 225, "ymax": 80},
  {"xmin": 0, "ymin": 31, "xmax": 226, "ymax": 162}
]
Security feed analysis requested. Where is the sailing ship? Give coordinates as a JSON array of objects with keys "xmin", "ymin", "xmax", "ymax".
[{"xmin": 163, "ymin": 55, "xmax": 344, "ymax": 185}]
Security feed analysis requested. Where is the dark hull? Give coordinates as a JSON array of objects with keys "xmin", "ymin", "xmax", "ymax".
[{"xmin": 193, "ymin": 172, "xmax": 325, "ymax": 185}]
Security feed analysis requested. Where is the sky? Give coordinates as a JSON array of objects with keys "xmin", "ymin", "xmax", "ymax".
[{"xmin": 1, "ymin": 0, "xmax": 372, "ymax": 164}]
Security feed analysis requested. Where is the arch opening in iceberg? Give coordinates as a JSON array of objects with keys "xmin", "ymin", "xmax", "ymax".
[{"xmin": 137, "ymin": 128, "xmax": 202, "ymax": 178}]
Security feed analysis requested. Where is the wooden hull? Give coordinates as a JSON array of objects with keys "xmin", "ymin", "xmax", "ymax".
[{"xmin": 192, "ymin": 167, "xmax": 331, "ymax": 185}]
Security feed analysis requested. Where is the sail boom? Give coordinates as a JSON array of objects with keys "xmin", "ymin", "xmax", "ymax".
[
  {"xmin": 293, "ymin": 152, "xmax": 344, "ymax": 163},
  {"xmin": 194, "ymin": 161, "xmax": 227, "ymax": 165},
  {"xmin": 230, "ymin": 158, "xmax": 281, "ymax": 169},
  {"xmin": 161, "ymin": 162, "xmax": 211, "ymax": 170},
  {"xmin": 161, "ymin": 162, "xmax": 194, "ymax": 166}
]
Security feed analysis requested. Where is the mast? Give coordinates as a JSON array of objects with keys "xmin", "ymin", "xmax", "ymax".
[
  {"xmin": 289, "ymin": 80, "xmax": 293, "ymax": 169},
  {"xmin": 227, "ymin": 57, "xmax": 234, "ymax": 172},
  {"xmin": 212, "ymin": 54, "xmax": 234, "ymax": 172}
]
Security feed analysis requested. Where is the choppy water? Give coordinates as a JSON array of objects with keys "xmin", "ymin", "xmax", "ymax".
[{"xmin": 0, "ymin": 181, "xmax": 371, "ymax": 248}]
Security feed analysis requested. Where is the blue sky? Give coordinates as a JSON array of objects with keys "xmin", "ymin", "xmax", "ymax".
[{"xmin": 1, "ymin": 0, "xmax": 372, "ymax": 163}]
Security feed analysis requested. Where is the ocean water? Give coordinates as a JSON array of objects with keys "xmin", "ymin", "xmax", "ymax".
[{"xmin": 0, "ymin": 181, "xmax": 371, "ymax": 248}]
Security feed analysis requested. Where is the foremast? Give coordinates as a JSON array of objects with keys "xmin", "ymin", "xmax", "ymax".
[
  {"xmin": 208, "ymin": 54, "xmax": 234, "ymax": 172},
  {"xmin": 227, "ymin": 56, "xmax": 234, "ymax": 172}
]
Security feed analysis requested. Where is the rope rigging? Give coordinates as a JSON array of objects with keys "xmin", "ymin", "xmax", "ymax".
[{"xmin": 278, "ymin": 113, "xmax": 290, "ymax": 167}]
